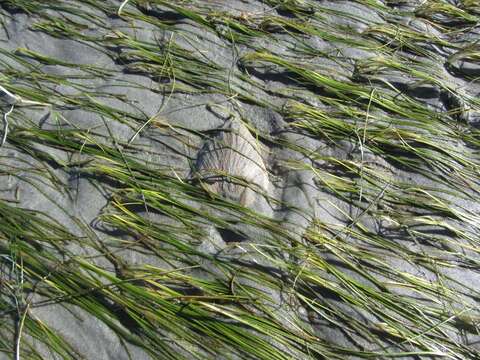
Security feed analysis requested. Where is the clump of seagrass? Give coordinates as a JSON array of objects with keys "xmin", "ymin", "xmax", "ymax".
[{"xmin": 193, "ymin": 119, "xmax": 269, "ymax": 206}]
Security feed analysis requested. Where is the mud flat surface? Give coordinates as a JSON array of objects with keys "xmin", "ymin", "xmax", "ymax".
[{"xmin": 0, "ymin": 1, "xmax": 479, "ymax": 359}]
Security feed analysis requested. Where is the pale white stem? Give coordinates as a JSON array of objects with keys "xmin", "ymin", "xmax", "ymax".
[
  {"xmin": 118, "ymin": 0, "xmax": 131, "ymax": 16},
  {"xmin": 1, "ymin": 104, "xmax": 14, "ymax": 148},
  {"xmin": 15, "ymin": 303, "xmax": 30, "ymax": 360}
]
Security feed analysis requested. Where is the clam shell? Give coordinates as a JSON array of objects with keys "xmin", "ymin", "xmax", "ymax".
[{"xmin": 194, "ymin": 119, "xmax": 269, "ymax": 206}]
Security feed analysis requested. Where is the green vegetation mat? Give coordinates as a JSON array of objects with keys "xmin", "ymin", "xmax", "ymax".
[{"xmin": 0, "ymin": 0, "xmax": 479, "ymax": 359}]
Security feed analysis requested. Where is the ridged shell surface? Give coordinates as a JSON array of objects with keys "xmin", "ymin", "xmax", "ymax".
[{"xmin": 194, "ymin": 119, "xmax": 269, "ymax": 206}]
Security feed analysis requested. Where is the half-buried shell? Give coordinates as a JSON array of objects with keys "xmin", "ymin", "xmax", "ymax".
[{"xmin": 194, "ymin": 119, "xmax": 269, "ymax": 206}]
